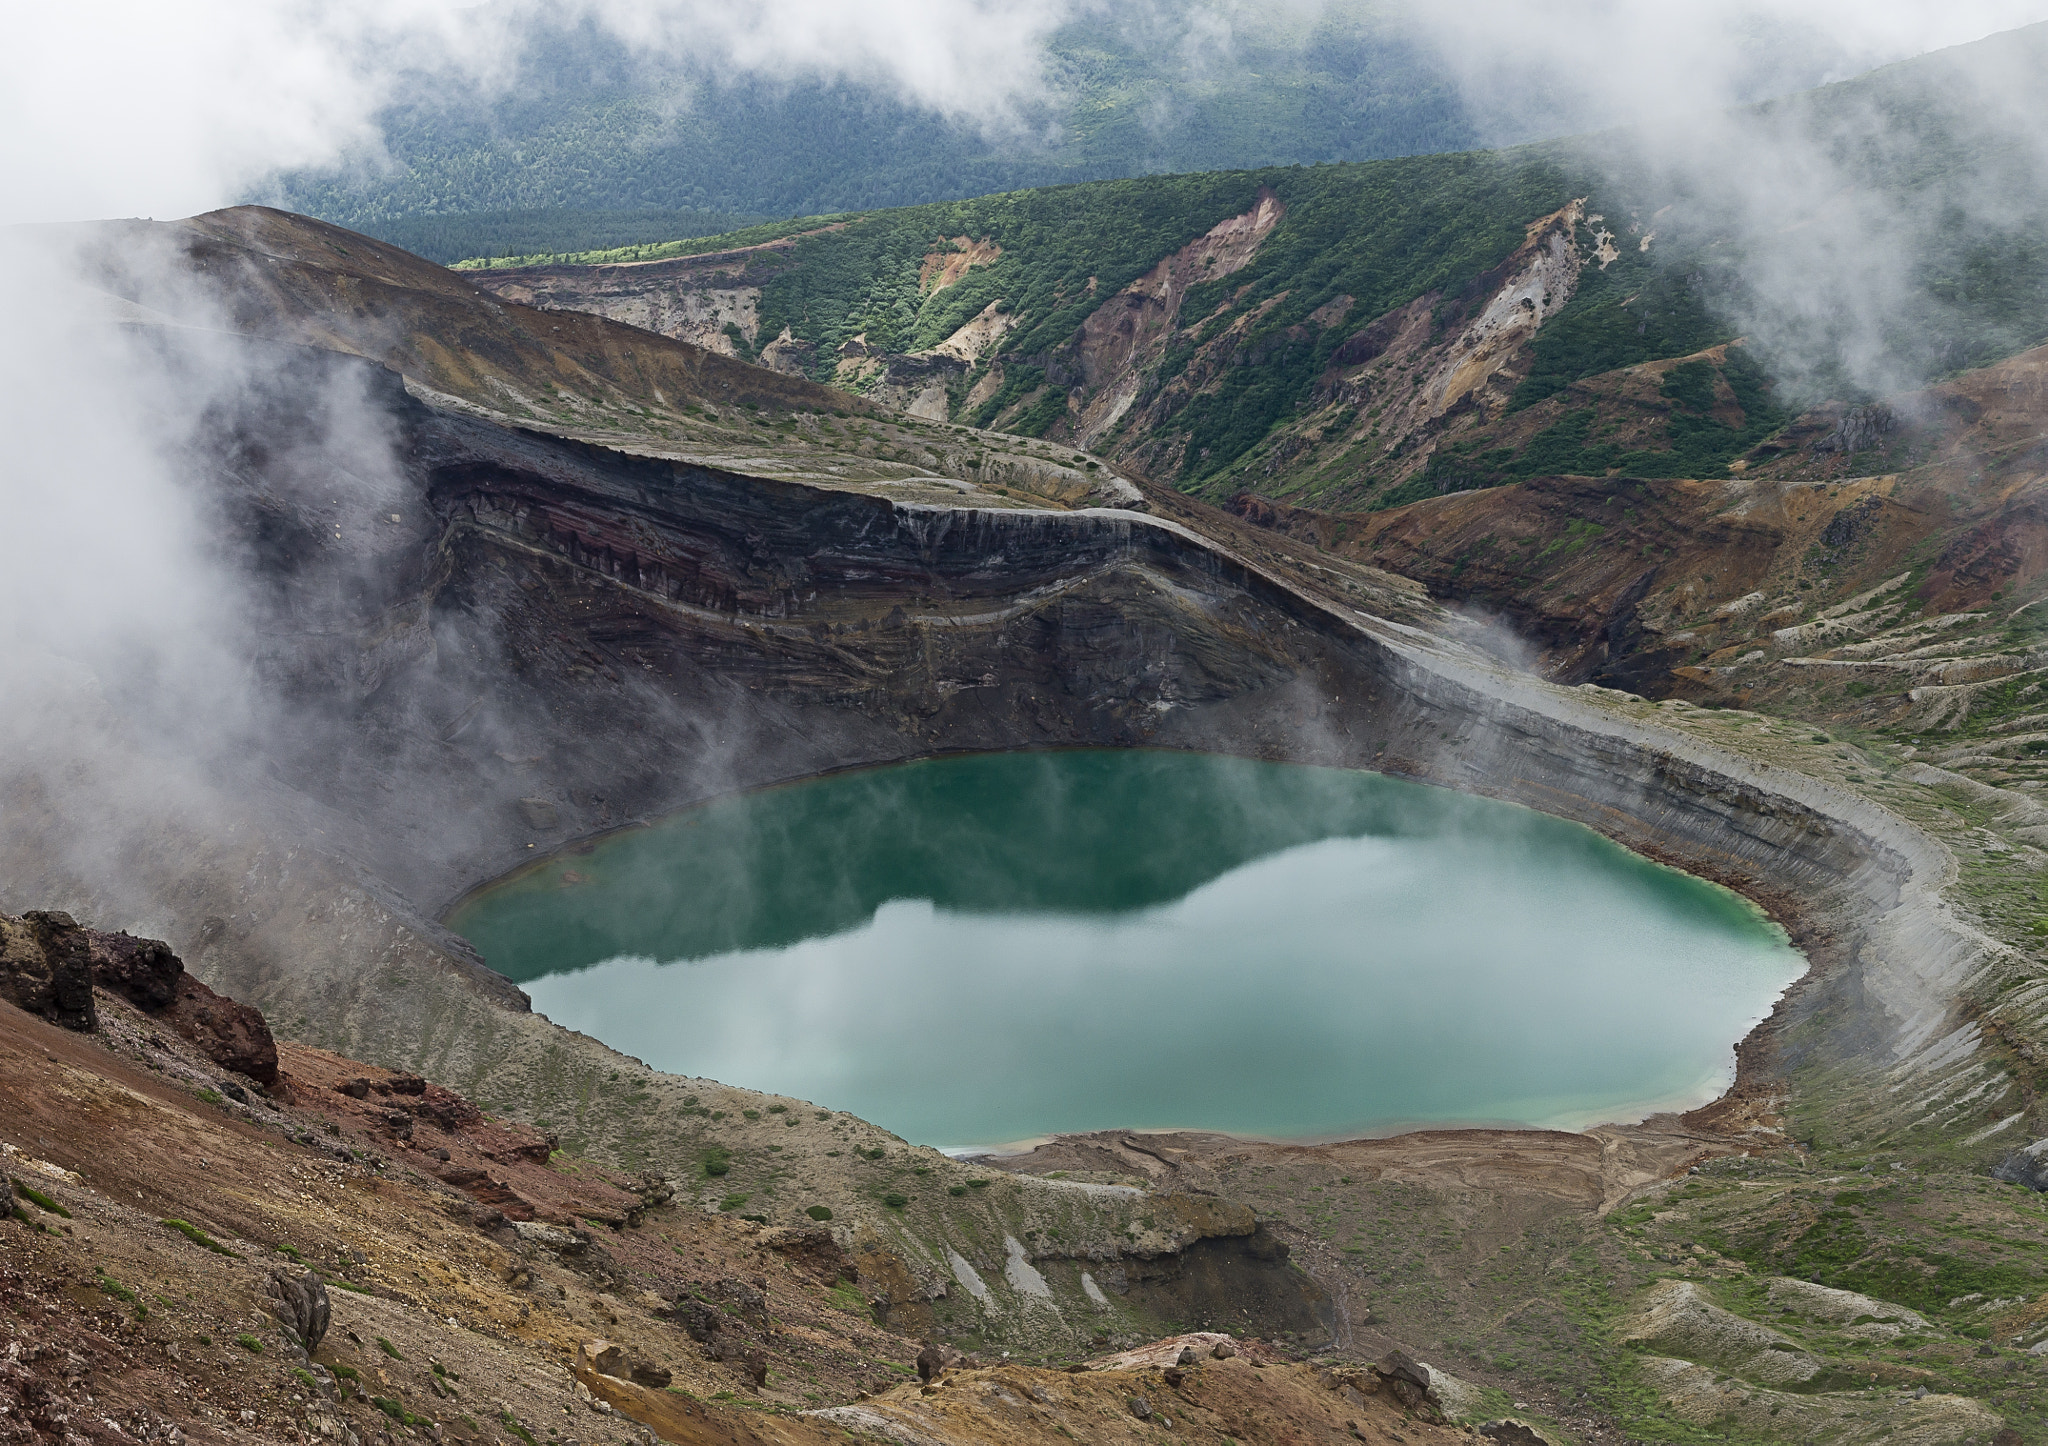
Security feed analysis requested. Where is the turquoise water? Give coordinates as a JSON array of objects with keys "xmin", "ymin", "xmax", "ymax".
[{"xmin": 449, "ymin": 751, "xmax": 1804, "ymax": 1150}]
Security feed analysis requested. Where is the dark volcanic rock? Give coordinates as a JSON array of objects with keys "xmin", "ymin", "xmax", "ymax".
[
  {"xmin": 676, "ymin": 1300, "xmax": 724, "ymax": 1343},
  {"xmin": 265, "ymin": 1268, "xmax": 331, "ymax": 1354},
  {"xmin": 764, "ymin": 1227, "xmax": 855, "ymax": 1285},
  {"xmin": 88, "ymin": 931, "xmax": 182, "ymax": 1010},
  {"xmin": 76, "ymin": 923, "xmax": 280, "ymax": 1083},
  {"xmin": 0, "ymin": 912, "xmax": 97, "ymax": 1031}
]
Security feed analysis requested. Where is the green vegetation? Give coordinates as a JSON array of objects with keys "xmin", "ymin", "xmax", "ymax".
[
  {"xmin": 376, "ymin": 1335, "xmax": 404, "ymax": 1360},
  {"xmin": 160, "ymin": 1218, "xmax": 238, "ymax": 1256},
  {"xmin": 701, "ymin": 1145, "xmax": 733, "ymax": 1177},
  {"xmin": 272, "ymin": 8, "xmax": 1492, "ymax": 253},
  {"xmin": 375, "ymin": 1398, "xmax": 434, "ymax": 1429},
  {"xmin": 384, "ymin": 207, "xmax": 769, "ymax": 265},
  {"xmin": 95, "ymin": 1271, "xmax": 144, "ymax": 1319},
  {"xmin": 500, "ymin": 1409, "xmax": 538, "ymax": 1446},
  {"xmin": 805, "ymin": 1205, "xmax": 834, "ymax": 1221},
  {"xmin": 235, "ymin": 1333, "xmax": 263, "ymax": 1354},
  {"xmin": 333, "ymin": 1364, "xmax": 360, "ymax": 1381},
  {"xmin": 882, "ymin": 1192, "xmax": 909, "ymax": 1210},
  {"xmin": 1415, "ymin": 347, "xmax": 1786, "ymax": 499},
  {"xmin": 13, "ymin": 1181, "xmax": 70, "ymax": 1218}
]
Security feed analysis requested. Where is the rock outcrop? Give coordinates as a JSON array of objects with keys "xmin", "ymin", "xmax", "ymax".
[
  {"xmin": 0, "ymin": 911, "xmax": 96, "ymax": 1031},
  {"xmin": 0, "ymin": 911, "xmax": 277, "ymax": 1083}
]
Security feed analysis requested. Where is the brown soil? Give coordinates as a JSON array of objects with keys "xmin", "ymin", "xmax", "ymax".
[{"xmin": 3, "ymin": 987, "xmax": 1475, "ymax": 1446}]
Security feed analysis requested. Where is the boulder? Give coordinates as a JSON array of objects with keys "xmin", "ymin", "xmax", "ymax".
[
  {"xmin": 764, "ymin": 1226, "xmax": 854, "ymax": 1285},
  {"xmin": 160, "ymin": 974, "xmax": 277, "ymax": 1084},
  {"xmin": 916, "ymin": 1341, "xmax": 963, "ymax": 1382},
  {"xmin": 265, "ymin": 1269, "xmax": 331, "ymax": 1354},
  {"xmin": 675, "ymin": 1300, "xmax": 723, "ymax": 1343},
  {"xmin": 0, "ymin": 911, "xmax": 96, "ymax": 1031},
  {"xmin": 88, "ymin": 931, "xmax": 181, "ymax": 1010}
]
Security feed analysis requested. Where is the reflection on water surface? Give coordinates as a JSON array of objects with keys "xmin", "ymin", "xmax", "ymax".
[{"xmin": 449, "ymin": 751, "xmax": 1804, "ymax": 1149}]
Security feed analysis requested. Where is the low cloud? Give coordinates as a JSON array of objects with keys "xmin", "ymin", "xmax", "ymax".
[{"xmin": 0, "ymin": 0, "xmax": 1084, "ymax": 226}]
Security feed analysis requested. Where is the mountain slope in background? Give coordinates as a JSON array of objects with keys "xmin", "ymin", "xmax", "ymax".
[
  {"xmin": 265, "ymin": 3, "xmax": 1479, "ymax": 262},
  {"xmin": 466, "ymin": 24, "xmax": 2048, "ymax": 511}
]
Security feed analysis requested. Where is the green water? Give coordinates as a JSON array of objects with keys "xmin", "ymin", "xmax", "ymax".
[{"xmin": 450, "ymin": 750, "xmax": 1804, "ymax": 1149}]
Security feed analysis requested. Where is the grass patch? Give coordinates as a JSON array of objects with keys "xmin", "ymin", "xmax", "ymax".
[
  {"xmin": 375, "ymin": 1335, "xmax": 404, "ymax": 1360},
  {"xmin": 500, "ymin": 1409, "xmax": 538, "ymax": 1446},
  {"xmin": 95, "ymin": 1271, "xmax": 146, "ymax": 1319},
  {"xmin": 161, "ymin": 1218, "xmax": 238, "ymax": 1256},
  {"xmin": 374, "ymin": 1398, "xmax": 434, "ymax": 1428},
  {"xmin": 12, "ymin": 1181, "xmax": 70, "ymax": 1218},
  {"xmin": 235, "ymin": 1333, "xmax": 263, "ymax": 1354}
]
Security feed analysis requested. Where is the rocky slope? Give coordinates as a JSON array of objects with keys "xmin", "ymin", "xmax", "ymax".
[{"xmin": 6, "ymin": 928, "xmax": 1490, "ymax": 1446}]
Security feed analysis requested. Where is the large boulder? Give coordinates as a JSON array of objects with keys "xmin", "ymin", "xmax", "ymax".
[
  {"xmin": 0, "ymin": 911, "xmax": 97, "ymax": 1031},
  {"xmin": 265, "ymin": 1268, "xmax": 331, "ymax": 1354}
]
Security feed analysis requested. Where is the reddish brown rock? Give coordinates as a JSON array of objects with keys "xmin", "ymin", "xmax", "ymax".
[{"xmin": 85, "ymin": 927, "xmax": 278, "ymax": 1084}]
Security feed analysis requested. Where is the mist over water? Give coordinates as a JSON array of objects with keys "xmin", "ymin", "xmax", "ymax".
[{"xmin": 452, "ymin": 752, "xmax": 1804, "ymax": 1150}]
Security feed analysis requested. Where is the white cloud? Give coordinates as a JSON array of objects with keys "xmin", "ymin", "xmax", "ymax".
[{"xmin": 0, "ymin": 0, "xmax": 1079, "ymax": 226}]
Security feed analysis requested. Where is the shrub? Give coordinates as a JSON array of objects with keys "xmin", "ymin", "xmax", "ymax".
[
  {"xmin": 701, "ymin": 1146, "xmax": 733, "ymax": 1177},
  {"xmin": 882, "ymin": 1193, "xmax": 909, "ymax": 1209},
  {"xmin": 967, "ymin": 1179, "xmax": 990, "ymax": 1190},
  {"xmin": 235, "ymin": 1334, "xmax": 263, "ymax": 1354},
  {"xmin": 949, "ymin": 1185, "xmax": 969, "ymax": 1197},
  {"xmin": 720, "ymin": 1194, "xmax": 752, "ymax": 1212},
  {"xmin": 376, "ymin": 1335, "xmax": 404, "ymax": 1360},
  {"xmin": 806, "ymin": 1205, "xmax": 834, "ymax": 1221}
]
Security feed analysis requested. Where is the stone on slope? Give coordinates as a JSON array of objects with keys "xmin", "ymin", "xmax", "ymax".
[{"xmin": 265, "ymin": 1267, "xmax": 332, "ymax": 1353}]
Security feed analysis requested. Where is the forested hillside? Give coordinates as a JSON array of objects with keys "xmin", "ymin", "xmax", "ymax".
[
  {"xmin": 266, "ymin": 4, "xmax": 1490, "ymax": 261},
  {"xmin": 466, "ymin": 24, "xmax": 2048, "ymax": 515}
]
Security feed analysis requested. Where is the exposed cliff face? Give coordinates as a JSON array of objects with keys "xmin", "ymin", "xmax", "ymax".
[{"xmin": 462, "ymin": 189, "xmax": 1605, "ymax": 505}]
